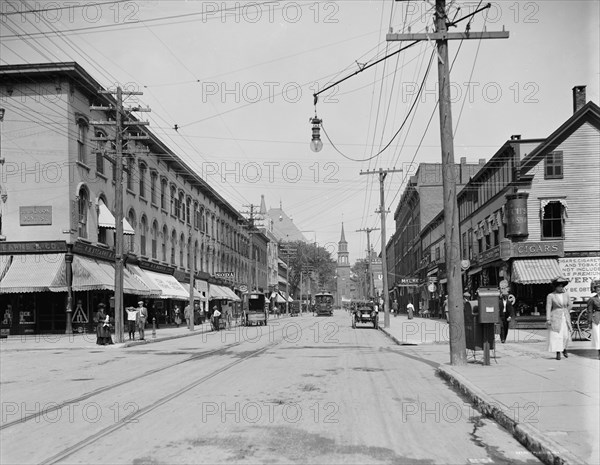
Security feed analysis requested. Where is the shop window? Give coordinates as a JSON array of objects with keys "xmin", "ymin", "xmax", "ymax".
[
  {"xmin": 541, "ymin": 201, "xmax": 564, "ymax": 239},
  {"xmin": 545, "ymin": 151, "xmax": 563, "ymax": 179}
]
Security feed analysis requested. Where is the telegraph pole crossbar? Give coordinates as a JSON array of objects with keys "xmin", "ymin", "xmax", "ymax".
[{"xmin": 387, "ymin": 0, "xmax": 509, "ymax": 365}]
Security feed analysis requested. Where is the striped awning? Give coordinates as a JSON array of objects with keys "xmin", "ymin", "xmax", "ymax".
[
  {"xmin": 98, "ymin": 201, "xmax": 135, "ymax": 235},
  {"xmin": 137, "ymin": 269, "xmax": 189, "ymax": 300},
  {"xmin": 511, "ymin": 259, "xmax": 563, "ymax": 284},
  {"xmin": 52, "ymin": 256, "xmax": 154, "ymax": 295},
  {"xmin": 0, "ymin": 254, "xmax": 65, "ymax": 293}
]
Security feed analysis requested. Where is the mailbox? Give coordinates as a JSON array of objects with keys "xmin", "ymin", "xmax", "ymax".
[{"xmin": 477, "ymin": 287, "xmax": 500, "ymax": 324}]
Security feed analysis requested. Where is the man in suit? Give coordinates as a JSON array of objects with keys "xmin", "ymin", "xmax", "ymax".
[
  {"xmin": 499, "ymin": 290, "xmax": 514, "ymax": 343},
  {"xmin": 137, "ymin": 301, "xmax": 148, "ymax": 340}
]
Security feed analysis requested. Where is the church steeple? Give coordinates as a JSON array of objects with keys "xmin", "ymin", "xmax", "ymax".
[
  {"xmin": 336, "ymin": 222, "xmax": 351, "ymax": 306},
  {"xmin": 337, "ymin": 223, "xmax": 349, "ymax": 264},
  {"xmin": 340, "ymin": 222, "xmax": 347, "ymax": 244}
]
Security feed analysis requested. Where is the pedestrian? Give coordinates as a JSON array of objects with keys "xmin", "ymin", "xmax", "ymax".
[
  {"xmin": 137, "ymin": 301, "xmax": 148, "ymax": 341},
  {"xmin": 125, "ymin": 306, "xmax": 138, "ymax": 340},
  {"xmin": 199, "ymin": 304, "xmax": 205, "ymax": 324},
  {"xmin": 406, "ymin": 300, "xmax": 414, "ymax": 320},
  {"xmin": 392, "ymin": 299, "xmax": 399, "ymax": 317},
  {"xmin": 212, "ymin": 305, "xmax": 221, "ymax": 331},
  {"xmin": 443, "ymin": 295, "xmax": 449, "ymax": 322},
  {"xmin": 546, "ymin": 276, "xmax": 573, "ymax": 360},
  {"xmin": 94, "ymin": 303, "xmax": 108, "ymax": 345},
  {"xmin": 174, "ymin": 305, "xmax": 181, "ymax": 328},
  {"xmin": 184, "ymin": 303, "xmax": 192, "ymax": 327},
  {"xmin": 498, "ymin": 290, "xmax": 514, "ymax": 343},
  {"xmin": 586, "ymin": 280, "xmax": 600, "ymax": 359}
]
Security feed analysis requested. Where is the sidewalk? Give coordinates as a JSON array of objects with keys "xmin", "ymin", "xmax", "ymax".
[
  {"xmin": 0, "ymin": 313, "xmax": 304, "ymax": 351},
  {"xmin": 380, "ymin": 314, "xmax": 600, "ymax": 465}
]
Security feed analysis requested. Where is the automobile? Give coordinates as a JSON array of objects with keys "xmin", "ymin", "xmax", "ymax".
[{"xmin": 352, "ymin": 301, "xmax": 379, "ymax": 329}]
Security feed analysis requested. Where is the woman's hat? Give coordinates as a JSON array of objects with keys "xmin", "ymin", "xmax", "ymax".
[
  {"xmin": 552, "ymin": 275, "xmax": 570, "ymax": 285},
  {"xmin": 97, "ymin": 303, "xmax": 105, "ymax": 308},
  {"xmin": 138, "ymin": 301, "xmax": 144, "ymax": 305}
]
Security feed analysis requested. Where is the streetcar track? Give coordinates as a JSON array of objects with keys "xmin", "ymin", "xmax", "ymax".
[
  {"xmin": 39, "ymin": 341, "xmax": 280, "ymax": 465},
  {"xmin": 1, "ymin": 319, "xmax": 315, "ymax": 431},
  {"xmin": 0, "ymin": 340, "xmax": 244, "ymax": 430}
]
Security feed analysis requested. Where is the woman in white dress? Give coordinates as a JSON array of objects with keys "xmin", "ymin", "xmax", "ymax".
[
  {"xmin": 586, "ymin": 281, "xmax": 600, "ymax": 359},
  {"xmin": 546, "ymin": 276, "xmax": 572, "ymax": 360}
]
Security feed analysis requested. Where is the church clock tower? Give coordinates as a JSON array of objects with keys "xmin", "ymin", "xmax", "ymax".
[{"xmin": 336, "ymin": 223, "xmax": 351, "ymax": 306}]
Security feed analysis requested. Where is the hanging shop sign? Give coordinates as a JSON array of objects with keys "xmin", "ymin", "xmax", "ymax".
[
  {"xmin": 398, "ymin": 278, "xmax": 420, "ymax": 287},
  {"xmin": 73, "ymin": 241, "xmax": 115, "ymax": 261},
  {"xmin": 215, "ymin": 271, "xmax": 235, "ymax": 278},
  {"xmin": 505, "ymin": 193, "xmax": 529, "ymax": 237}
]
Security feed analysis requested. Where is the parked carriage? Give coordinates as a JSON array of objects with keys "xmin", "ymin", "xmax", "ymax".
[{"xmin": 241, "ymin": 292, "xmax": 268, "ymax": 326}]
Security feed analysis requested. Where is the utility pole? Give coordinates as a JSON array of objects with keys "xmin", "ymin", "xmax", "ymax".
[
  {"xmin": 387, "ymin": 1, "xmax": 508, "ymax": 365},
  {"xmin": 91, "ymin": 88, "xmax": 150, "ymax": 343},
  {"xmin": 360, "ymin": 168, "xmax": 402, "ymax": 328},
  {"xmin": 356, "ymin": 227, "xmax": 379, "ymax": 300}
]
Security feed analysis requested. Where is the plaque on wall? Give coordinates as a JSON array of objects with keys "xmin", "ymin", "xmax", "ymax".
[{"xmin": 19, "ymin": 206, "xmax": 52, "ymax": 225}]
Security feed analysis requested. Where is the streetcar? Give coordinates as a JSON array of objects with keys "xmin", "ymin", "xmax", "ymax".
[
  {"xmin": 314, "ymin": 292, "xmax": 334, "ymax": 316},
  {"xmin": 241, "ymin": 292, "xmax": 268, "ymax": 326}
]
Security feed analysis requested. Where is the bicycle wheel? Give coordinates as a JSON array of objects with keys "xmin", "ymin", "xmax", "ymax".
[{"xmin": 576, "ymin": 309, "xmax": 591, "ymax": 341}]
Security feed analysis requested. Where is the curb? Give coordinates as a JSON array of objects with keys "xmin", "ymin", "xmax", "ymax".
[
  {"xmin": 380, "ymin": 326, "xmax": 586, "ymax": 465},
  {"xmin": 436, "ymin": 366, "xmax": 586, "ymax": 465}
]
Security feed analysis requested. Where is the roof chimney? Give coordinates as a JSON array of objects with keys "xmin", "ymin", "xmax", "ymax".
[
  {"xmin": 460, "ymin": 157, "xmax": 466, "ymax": 164},
  {"xmin": 478, "ymin": 158, "xmax": 486, "ymax": 165},
  {"xmin": 573, "ymin": 85, "xmax": 586, "ymax": 113},
  {"xmin": 510, "ymin": 135, "xmax": 521, "ymax": 141}
]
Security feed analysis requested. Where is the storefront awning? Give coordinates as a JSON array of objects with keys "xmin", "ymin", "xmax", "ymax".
[
  {"xmin": 52, "ymin": 256, "xmax": 154, "ymax": 296},
  {"xmin": 208, "ymin": 284, "xmax": 230, "ymax": 300},
  {"xmin": 0, "ymin": 254, "xmax": 64, "ymax": 293},
  {"xmin": 98, "ymin": 201, "xmax": 135, "ymax": 235},
  {"xmin": 127, "ymin": 265, "xmax": 162, "ymax": 296},
  {"xmin": 512, "ymin": 258, "xmax": 563, "ymax": 285},
  {"xmin": 137, "ymin": 269, "xmax": 190, "ymax": 300},
  {"xmin": 270, "ymin": 292, "xmax": 286, "ymax": 304},
  {"xmin": 222, "ymin": 286, "xmax": 241, "ymax": 302},
  {"xmin": 180, "ymin": 282, "xmax": 204, "ymax": 301}
]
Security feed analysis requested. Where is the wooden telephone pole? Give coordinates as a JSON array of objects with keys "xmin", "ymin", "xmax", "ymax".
[
  {"xmin": 387, "ymin": 0, "xmax": 508, "ymax": 365},
  {"xmin": 91, "ymin": 88, "xmax": 150, "ymax": 343},
  {"xmin": 360, "ymin": 167, "xmax": 402, "ymax": 328},
  {"xmin": 356, "ymin": 227, "xmax": 379, "ymax": 299}
]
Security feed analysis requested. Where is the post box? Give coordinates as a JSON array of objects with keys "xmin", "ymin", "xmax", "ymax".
[{"xmin": 477, "ymin": 287, "xmax": 500, "ymax": 324}]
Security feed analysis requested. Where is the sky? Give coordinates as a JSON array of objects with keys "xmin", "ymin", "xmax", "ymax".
[{"xmin": 1, "ymin": 0, "xmax": 599, "ymax": 264}]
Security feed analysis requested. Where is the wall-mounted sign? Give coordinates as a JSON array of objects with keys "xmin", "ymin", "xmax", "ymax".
[
  {"xmin": 398, "ymin": 278, "xmax": 420, "ymax": 287},
  {"xmin": 0, "ymin": 241, "xmax": 67, "ymax": 254},
  {"xmin": 559, "ymin": 256, "xmax": 600, "ymax": 301},
  {"xmin": 215, "ymin": 271, "xmax": 234, "ymax": 278},
  {"xmin": 73, "ymin": 241, "xmax": 115, "ymax": 261},
  {"xmin": 19, "ymin": 206, "xmax": 52, "ymax": 225}
]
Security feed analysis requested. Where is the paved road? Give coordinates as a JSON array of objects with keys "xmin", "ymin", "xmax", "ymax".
[{"xmin": 1, "ymin": 313, "xmax": 542, "ymax": 464}]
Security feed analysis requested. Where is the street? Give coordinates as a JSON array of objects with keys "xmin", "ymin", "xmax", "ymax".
[{"xmin": 1, "ymin": 312, "xmax": 541, "ymax": 464}]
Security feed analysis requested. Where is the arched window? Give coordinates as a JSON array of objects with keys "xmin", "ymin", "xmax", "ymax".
[
  {"xmin": 179, "ymin": 232, "xmax": 185, "ymax": 267},
  {"xmin": 95, "ymin": 129, "xmax": 106, "ymax": 175},
  {"xmin": 150, "ymin": 171, "xmax": 158, "ymax": 205},
  {"xmin": 194, "ymin": 240, "xmax": 199, "ymax": 270},
  {"xmin": 160, "ymin": 178, "xmax": 168, "ymax": 210},
  {"xmin": 126, "ymin": 157, "xmax": 134, "ymax": 191},
  {"xmin": 179, "ymin": 192, "xmax": 185, "ymax": 222},
  {"xmin": 127, "ymin": 209, "xmax": 137, "ymax": 253},
  {"xmin": 140, "ymin": 214, "xmax": 148, "ymax": 256},
  {"xmin": 77, "ymin": 118, "xmax": 88, "ymax": 164},
  {"xmin": 170, "ymin": 185, "xmax": 177, "ymax": 216},
  {"xmin": 151, "ymin": 220, "xmax": 158, "ymax": 259},
  {"xmin": 186, "ymin": 197, "xmax": 191, "ymax": 225},
  {"xmin": 77, "ymin": 187, "xmax": 89, "ymax": 239},
  {"xmin": 170, "ymin": 230, "xmax": 177, "ymax": 265},
  {"xmin": 162, "ymin": 225, "xmax": 168, "ymax": 262},
  {"xmin": 139, "ymin": 163, "xmax": 147, "ymax": 198}
]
